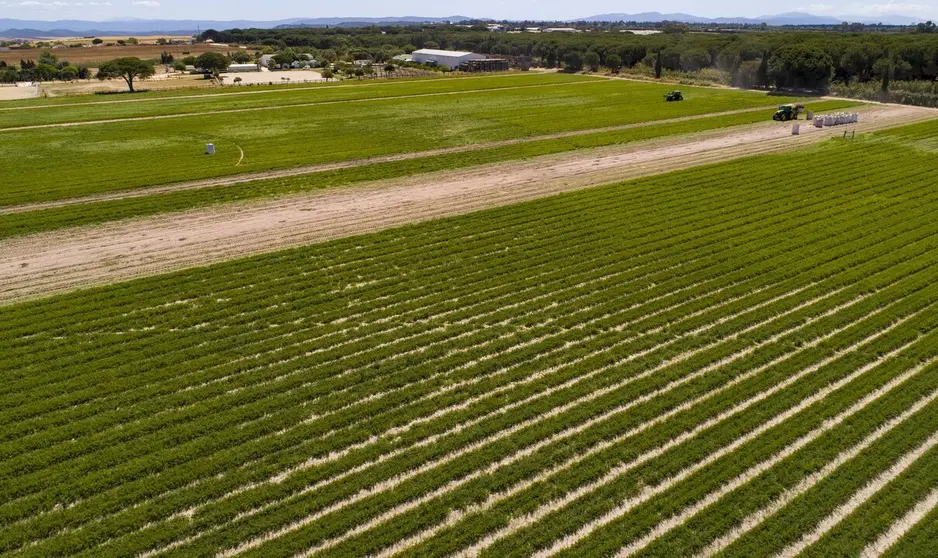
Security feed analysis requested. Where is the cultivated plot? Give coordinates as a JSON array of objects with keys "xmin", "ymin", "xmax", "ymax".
[
  {"xmin": 0, "ymin": 74, "xmax": 810, "ymax": 206},
  {"xmin": 2, "ymin": 132, "xmax": 938, "ymax": 557}
]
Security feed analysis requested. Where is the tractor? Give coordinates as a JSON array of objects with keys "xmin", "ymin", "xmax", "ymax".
[
  {"xmin": 773, "ymin": 103, "xmax": 805, "ymax": 121},
  {"xmin": 664, "ymin": 90, "xmax": 684, "ymax": 102}
]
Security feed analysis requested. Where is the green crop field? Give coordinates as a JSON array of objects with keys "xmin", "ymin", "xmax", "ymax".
[
  {"xmin": 3, "ymin": 129, "xmax": 938, "ymax": 557},
  {"xmin": 0, "ymin": 98, "xmax": 859, "ymax": 240},
  {"xmin": 0, "ymin": 74, "xmax": 813, "ymax": 207}
]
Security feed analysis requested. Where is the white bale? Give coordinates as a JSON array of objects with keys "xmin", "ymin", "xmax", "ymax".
[
  {"xmin": 792, "ymin": 124, "xmax": 800, "ymax": 135},
  {"xmin": 206, "ymin": 143, "xmax": 216, "ymax": 155}
]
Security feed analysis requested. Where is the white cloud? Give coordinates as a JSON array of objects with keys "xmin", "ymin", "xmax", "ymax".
[{"xmin": 132, "ymin": 0, "xmax": 159, "ymax": 5}]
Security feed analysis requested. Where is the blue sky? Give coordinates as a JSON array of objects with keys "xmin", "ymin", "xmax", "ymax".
[{"xmin": 1, "ymin": 0, "xmax": 936, "ymax": 21}]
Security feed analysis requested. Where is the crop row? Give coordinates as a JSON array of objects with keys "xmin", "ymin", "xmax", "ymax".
[{"xmin": 3, "ymin": 135, "xmax": 938, "ymax": 556}]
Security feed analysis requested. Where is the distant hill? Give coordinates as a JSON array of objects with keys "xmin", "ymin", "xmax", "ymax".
[
  {"xmin": 0, "ymin": 11, "xmax": 927, "ymax": 39},
  {"xmin": 575, "ymin": 11, "xmax": 925, "ymax": 25},
  {"xmin": 0, "ymin": 16, "xmax": 472, "ymax": 37}
]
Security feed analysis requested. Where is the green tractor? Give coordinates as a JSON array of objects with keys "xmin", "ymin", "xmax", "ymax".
[
  {"xmin": 664, "ymin": 90, "xmax": 684, "ymax": 102},
  {"xmin": 773, "ymin": 103, "xmax": 805, "ymax": 121}
]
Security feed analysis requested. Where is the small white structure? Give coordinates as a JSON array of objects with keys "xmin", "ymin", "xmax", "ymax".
[
  {"xmin": 226, "ymin": 63, "xmax": 259, "ymax": 72},
  {"xmin": 412, "ymin": 48, "xmax": 486, "ymax": 69},
  {"xmin": 206, "ymin": 143, "xmax": 215, "ymax": 155},
  {"xmin": 259, "ymin": 54, "xmax": 275, "ymax": 68},
  {"xmin": 543, "ymin": 27, "xmax": 581, "ymax": 33},
  {"xmin": 393, "ymin": 54, "xmax": 414, "ymax": 62}
]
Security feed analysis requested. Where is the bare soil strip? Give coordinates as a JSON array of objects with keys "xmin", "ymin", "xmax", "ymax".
[
  {"xmin": 0, "ymin": 80, "xmax": 605, "ymax": 132},
  {"xmin": 0, "ymin": 103, "xmax": 816, "ymax": 216},
  {"xmin": 0, "ymin": 105, "xmax": 930, "ymax": 304}
]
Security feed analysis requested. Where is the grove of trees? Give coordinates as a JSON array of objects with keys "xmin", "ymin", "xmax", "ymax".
[
  {"xmin": 196, "ymin": 23, "xmax": 938, "ymax": 92},
  {"xmin": 0, "ymin": 50, "xmax": 89, "ymax": 83}
]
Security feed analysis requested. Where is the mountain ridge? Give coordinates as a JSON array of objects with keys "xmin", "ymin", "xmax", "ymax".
[{"xmin": 0, "ymin": 11, "xmax": 927, "ymax": 38}]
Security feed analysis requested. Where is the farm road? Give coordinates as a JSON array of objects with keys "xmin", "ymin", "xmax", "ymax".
[
  {"xmin": 1, "ymin": 103, "xmax": 832, "ymax": 215},
  {"xmin": 0, "ymin": 104, "xmax": 930, "ymax": 304}
]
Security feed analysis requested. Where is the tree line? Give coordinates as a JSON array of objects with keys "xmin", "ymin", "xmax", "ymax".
[
  {"xmin": 0, "ymin": 51, "xmax": 90, "ymax": 83},
  {"xmin": 201, "ymin": 24, "xmax": 938, "ymax": 91}
]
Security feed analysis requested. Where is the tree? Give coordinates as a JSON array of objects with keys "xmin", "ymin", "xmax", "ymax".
[
  {"xmin": 127, "ymin": 37, "xmax": 139, "ymax": 45},
  {"xmin": 195, "ymin": 52, "xmax": 229, "ymax": 77},
  {"xmin": 384, "ymin": 63, "xmax": 395, "ymax": 74},
  {"xmin": 583, "ymin": 51, "xmax": 600, "ymax": 72},
  {"xmin": 37, "ymin": 50, "xmax": 58, "ymax": 66},
  {"xmin": 321, "ymin": 68, "xmax": 334, "ymax": 79},
  {"xmin": 680, "ymin": 48, "xmax": 711, "ymax": 71},
  {"xmin": 662, "ymin": 22, "xmax": 690, "ymax": 34},
  {"xmin": 654, "ymin": 50, "xmax": 662, "ymax": 79},
  {"xmin": 756, "ymin": 52, "xmax": 770, "ymax": 88},
  {"xmin": 0, "ymin": 67, "xmax": 20, "ymax": 83},
  {"xmin": 32, "ymin": 63, "xmax": 57, "ymax": 81},
  {"xmin": 563, "ymin": 51, "xmax": 583, "ymax": 72},
  {"xmin": 59, "ymin": 65, "xmax": 79, "ymax": 81},
  {"xmin": 767, "ymin": 44, "xmax": 833, "ymax": 91},
  {"xmin": 230, "ymin": 51, "xmax": 252, "ymax": 64},
  {"xmin": 92, "ymin": 38, "xmax": 103, "ymax": 45},
  {"xmin": 160, "ymin": 51, "xmax": 174, "ymax": 64},
  {"xmin": 606, "ymin": 53, "xmax": 622, "ymax": 73},
  {"xmin": 96, "ymin": 57, "xmax": 155, "ymax": 92},
  {"xmin": 173, "ymin": 61, "xmax": 186, "ymax": 71},
  {"xmin": 233, "ymin": 76, "xmax": 242, "ymax": 85}
]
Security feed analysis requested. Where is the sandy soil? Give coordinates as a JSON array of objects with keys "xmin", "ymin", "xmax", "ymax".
[
  {"xmin": 219, "ymin": 70, "xmax": 324, "ymax": 85},
  {"xmin": 0, "ymin": 104, "xmax": 930, "ymax": 304},
  {"xmin": 0, "ymin": 85, "xmax": 39, "ymax": 100}
]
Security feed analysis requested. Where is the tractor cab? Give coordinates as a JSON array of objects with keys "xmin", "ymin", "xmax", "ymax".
[
  {"xmin": 665, "ymin": 90, "xmax": 684, "ymax": 102},
  {"xmin": 773, "ymin": 103, "xmax": 805, "ymax": 121}
]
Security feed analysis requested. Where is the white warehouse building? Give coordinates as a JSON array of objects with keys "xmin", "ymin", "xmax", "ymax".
[{"xmin": 411, "ymin": 48, "xmax": 486, "ymax": 69}]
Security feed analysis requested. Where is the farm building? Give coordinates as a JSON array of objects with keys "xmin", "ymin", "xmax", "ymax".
[
  {"xmin": 226, "ymin": 63, "xmax": 259, "ymax": 72},
  {"xmin": 392, "ymin": 54, "xmax": 414, "ymax": 63},
  {"xmin": 259, "ymin": 54, "xmax": 275, "ymax": 68},
  {"xmin": 412, "ymin": 48, "xmax": 485, "ymax": 69},
  {"xmin": 543, "ymin": 27, "xmax": 581, "ymax": 33}
]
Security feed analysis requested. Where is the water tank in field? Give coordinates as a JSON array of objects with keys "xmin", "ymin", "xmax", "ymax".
[{"xmin": 206, "ymin": 143, "xmax": 216, "ymax": 155}]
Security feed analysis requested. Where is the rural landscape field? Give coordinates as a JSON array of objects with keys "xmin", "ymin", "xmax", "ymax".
[{"xmin": 4, "ymin": 12, "xmax": 938, "ymax": 557}]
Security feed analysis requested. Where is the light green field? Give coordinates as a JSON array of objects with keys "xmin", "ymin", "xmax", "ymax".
[
  {"xmin": 2, "ymin": 129, "xmax": 938, "ymax": 558},
  {"xmin": 0, "ymin": 74, "xmax": 811, "ymax": 207}
]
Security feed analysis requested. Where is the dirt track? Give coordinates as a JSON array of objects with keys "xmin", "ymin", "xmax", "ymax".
[{"xmin": 0, "ymin": 104, "xmax": 931, "ymax": 304}]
